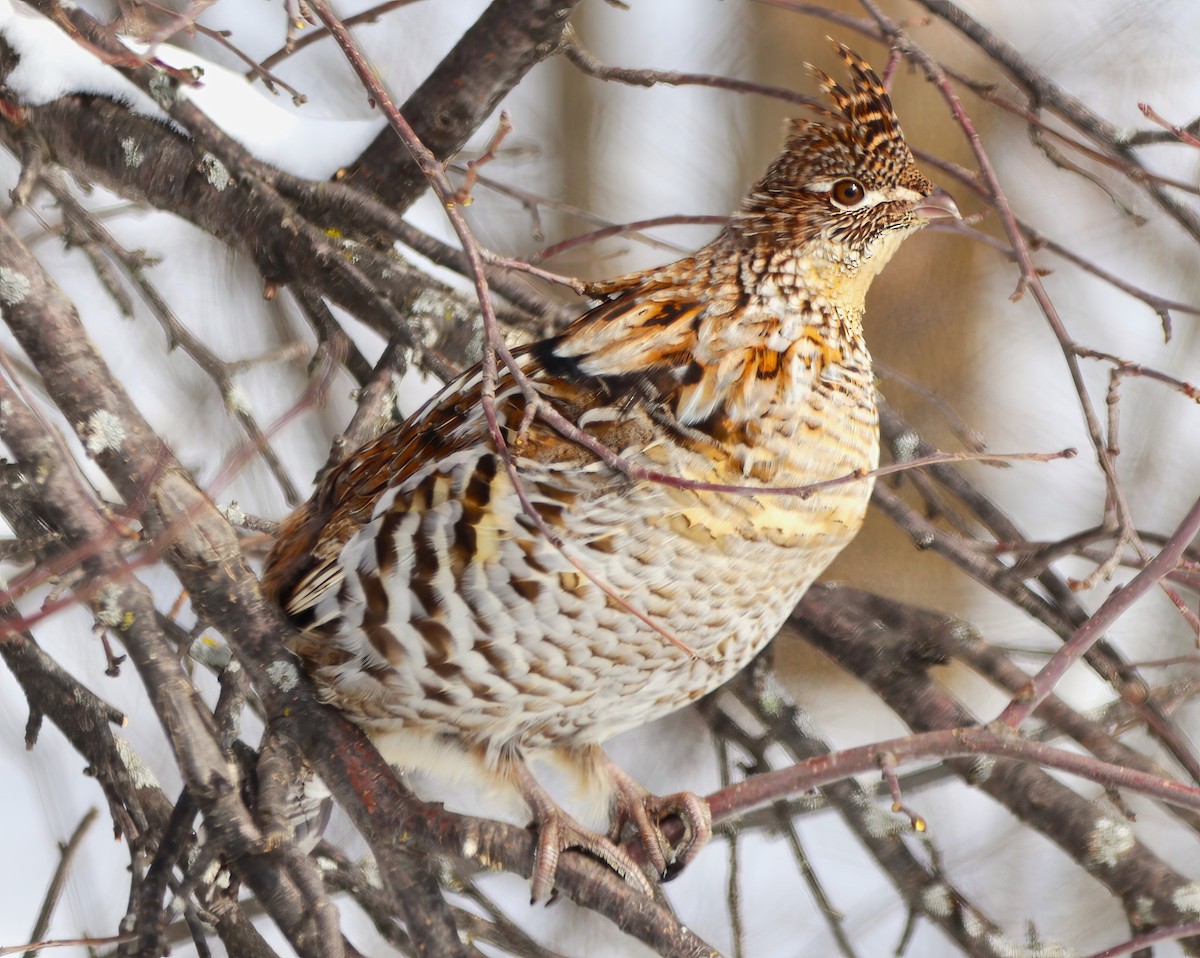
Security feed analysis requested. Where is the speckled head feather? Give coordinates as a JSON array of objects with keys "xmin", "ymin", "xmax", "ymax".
[
  {"xmin": 730, "ymin": 43, "xmax": 937, "ymax": 255},
  {"xmin": 810, "ymin": 44, "xmax": 903, "ymax": 151},
  {"xmin": 807, "ymin": 44, "xmax": 918, "ymax": 186}
]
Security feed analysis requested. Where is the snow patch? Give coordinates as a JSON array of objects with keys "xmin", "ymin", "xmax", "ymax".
[
  {"xmin": 267, "ymin": 659, "xmax": 300, "ymax": 691},
  {"xmin": 115, "ymin": 736, "xmax": 161, "ymax": 790},
  {"xmin": 1088, "ymin": 816, "xmax": 1135, "ymax": 868},
  {"xmin": 0, "ymin": 266, "xmax": 30, "ymax": 304},
  {"xmin": 200, "ymin": 152, "xmax": 230, "ymax": 192},
  {"xmin": 83, "ymin": 409, "xmax": 126, "ymax": 455},
  {"xmin": 0, "ymin": 0, "xmax": 386, "ymax": 180}
]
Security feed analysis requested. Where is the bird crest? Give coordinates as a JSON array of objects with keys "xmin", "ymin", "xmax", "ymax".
[
  {"xmin": 727, "ymin": 42, "xmax": 937, "ymax": 252},
  {"xmin": 808, "ymin": 43, "xmax": 905, "ymax": 162}
]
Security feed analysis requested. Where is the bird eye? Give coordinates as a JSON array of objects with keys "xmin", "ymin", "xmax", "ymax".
[{"xmin": 830, "ymin": 178, "xmax": 866, "ymax": 208}]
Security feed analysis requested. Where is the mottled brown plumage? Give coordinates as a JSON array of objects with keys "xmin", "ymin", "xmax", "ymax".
[{"xmin": 264, "ymin": 44, "xmax": 958, "ymax": 900}]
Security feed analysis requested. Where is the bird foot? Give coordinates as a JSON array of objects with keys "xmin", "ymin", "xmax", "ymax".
[
  {"xmin": 528, "ymin": 800, "xmax": 657, "ymax": 903},
  {"xmin": 514, "ymin": 760, "xmax": 656, "ymax": 902},
  {"xmin": 604, "ymin": 760, "xmax": 713, "ymax": 879}
]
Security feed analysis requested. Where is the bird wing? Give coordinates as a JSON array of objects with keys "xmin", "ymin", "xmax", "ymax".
[
  {"xmin": 263, "ymin": 289, "xmax": 711, "ymax": 631},
  {"xmin": 263, "ymin": 355, "xmax": 527, "ymax": 624}
]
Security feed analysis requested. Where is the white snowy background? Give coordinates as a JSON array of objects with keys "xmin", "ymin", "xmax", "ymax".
[{"xmin": 2, "ymin": 0, "xmax": 1200, "ymax": 955}]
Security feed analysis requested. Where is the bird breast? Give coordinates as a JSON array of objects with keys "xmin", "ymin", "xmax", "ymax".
[{"xmin": 296, "ymin": 327, "xmax": 879, "ymax": 752}]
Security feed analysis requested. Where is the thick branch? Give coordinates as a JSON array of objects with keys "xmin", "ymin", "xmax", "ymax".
[{"xmin": 343, "ymin": 0, "xmax": 584, "ymax": 209}]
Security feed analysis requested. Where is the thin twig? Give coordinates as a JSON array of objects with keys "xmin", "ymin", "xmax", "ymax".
[
  {"xmin": 23, "ymin": 808, "xmax": 100, "ymax": 958},
  {"xmin": 997, "ymin": 494, "xmax": 1200, "ymax": 730},
  {"xmin": 708, "ymin": 724, "xmax": 1200, "ymax": 824}
]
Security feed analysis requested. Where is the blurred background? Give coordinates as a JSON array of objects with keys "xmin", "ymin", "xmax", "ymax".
[{"xmin": 2, "ymin": 0, "xmax": 1199, "ymax": 955}]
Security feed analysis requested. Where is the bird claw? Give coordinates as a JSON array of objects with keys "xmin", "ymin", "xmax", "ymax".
[
  {"xmin": 608, "ymin": 782, "xmax": 713, "ymax": 878},
  {"xmin": 598, "ymin": 747, "xmax": 713, "ymax": 876},
  {"xmin": 529, "ymin": 805, "xmax": 657, "ymax": 903},
  {"xmin": 514, "ymin": 756, "xmax": 656, "ymax": 902}
]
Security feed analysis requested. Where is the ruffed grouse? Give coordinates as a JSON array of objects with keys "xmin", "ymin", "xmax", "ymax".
[{"xmin": 263, "ymin": 45, "xmax": 958, "ymax": 901}]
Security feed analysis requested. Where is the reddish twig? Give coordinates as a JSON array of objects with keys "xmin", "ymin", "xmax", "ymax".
[
  {"xmin": 707, "ymin": 724, "xmax": 1200, "ymax": 824},
  {"xmin": 1083, "ymin": 920, "xmax": 1200, "ymax": 958},
  {"xmin": 449, "ymin": 110, "xmax": 513, "ymax": 206},
  {"xmin": 997, "ymin": 493, "xmax": 1200, "ymax": 730},
  {"xmin": 878, "ymin": 753, "xmax": 926, "ymax": 833},
  {"xmin": 1137, "ymin": 103, "xmax": 1200, "ymax": 149},
  {"xmin": 531, "ymin": 215, "xmax": 727, "ymax": 264}
]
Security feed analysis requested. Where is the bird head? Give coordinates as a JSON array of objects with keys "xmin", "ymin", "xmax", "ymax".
[{"xmin": 730, "ymin": 44, "xmax": 958, "ymax": 283}]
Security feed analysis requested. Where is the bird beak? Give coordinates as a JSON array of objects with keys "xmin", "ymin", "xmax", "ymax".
[{"xmin": 912, "ymin": 188, "xmax": 960, "ymax": 221}]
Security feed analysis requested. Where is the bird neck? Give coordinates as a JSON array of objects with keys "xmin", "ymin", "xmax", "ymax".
[
  {"xmin": 688, "ymin": 234, "xmax": 873, "ymax": 362},
  {"xmin": 714, "ymin": 222, "xmax": 908, "ymax": 325}
]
